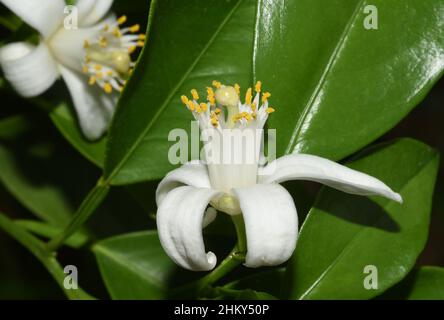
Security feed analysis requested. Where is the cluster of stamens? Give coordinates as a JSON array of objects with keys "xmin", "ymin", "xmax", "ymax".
[
  {"xmin": 82, "ymin": 15, "xmax": 145, "ymax": 94},
  {"xmin": 180, "ymin": 80, "xmax": 275, "ymax": 129}
]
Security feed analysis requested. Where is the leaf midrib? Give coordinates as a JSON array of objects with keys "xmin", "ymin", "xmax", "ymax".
[
  {"xmin": 106, "ymin": 0, "xmax": 245, "ymax": 182},
  {"xmin": 285, "ymin": 0, "xmax": 366, "ymax": 155},
  {"xmin": 298, "ymin": 153, "xmax": 438, "ymax": 300}
]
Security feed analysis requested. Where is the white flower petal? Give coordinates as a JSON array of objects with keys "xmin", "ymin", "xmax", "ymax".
[
  {"xmin": 49, "ymin": 27, "xmax": 101, "ymax": 72},
  {"xmin": 59, "ymin": 65, "xmax": 115, "ymax": 140},
  {"xmin": 259, "ymin": 154, "xmax": 402, "ymax": 203},
  {"xmin": 234, "ymin": 184, "xmax": 298, "ymax": 268},
  {"xmin": 157, "ymin": 186, "xmax": 221, "ymax": 271},
  {"xmin": 1, "ymin": 0, "xmax": 65, "ymax": 37},
  {"xmin": 0, "ymin": 42, "xmax": 59, "ymax": 97},
  {"xmin": 76, "ymin": 0, "xmax": 113, "ymax": 26},
  {"xmin": 202, "ymin": 207, "xmax": 217, "ymax": 228},
  {"xmin": 156, "ymin": 161, "xmax": 211, "ymax": 207}
]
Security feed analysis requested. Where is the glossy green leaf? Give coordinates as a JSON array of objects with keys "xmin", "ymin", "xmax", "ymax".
[
  {"xmin": 104, "ymin": 0, "xmax": 256, "ymax": 184},
  {"xmin": 259, "ymin": 0, "xmax": 444, "ymax": 158},
  {"xmin": 382, "ymin": 267, "xmax": 444, "ymax": 300},
  {"xmin": 284, "ymin": 138, "xmax": 439, "ymax": 299},
  {"xmin": 93, "ymin": 231, "xmax": 189, "ymax": 299},
  {"xmin": 50, "ymin": 103, "xmax": 106, "ymax": 168},
  {"xmin": 105, "ymin": 0, "xmax": 444, "ymax": 185},
  {"xmin": 93, "ymin": 230, "xmax": 234, "ymax": 299}
]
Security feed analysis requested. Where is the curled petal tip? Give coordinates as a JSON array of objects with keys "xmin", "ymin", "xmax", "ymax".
[
  {"xmin": 392, "ymin": 192, "xmax": 403, "ymax": 204},
  {"xmin": 205, "ymin": 252, "xmax": 217, "ymax": 270}
]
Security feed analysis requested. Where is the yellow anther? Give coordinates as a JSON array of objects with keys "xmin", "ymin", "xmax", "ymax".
[
  {"xmin": 191, "ymin": 89, "xmax": 199, "ymax": 100},
  {"xmin": 207, "ymin": 87, "xmax": 215, "ymax": 105},
  {"xmin": 128, "ymin": 46, "xmax": 137, "ymax": 54},
  {"xmin": 112, "ymin": 28, "xmax": 122, "ymax": 38},
  {"xmin": 195, "ymin": 104, "xmax": 202, "ymax": 113},
  {"xmin": 210, "ymin": 118, "xmax": 219, "ymax": 126},
  {"xmin": 212, "ymin": 80, "xmax": 221, "ymax": 89},
  {"xmin": 245, "ymin": 87, "xmax": 252, "ymax": 105},
  {"xmin": 136, "ymin": 41, "xmax": 144, "ymax": 47},
  {"xmin": 200, "ymin": 103, "xmax": 208, "ymax": 112},
  {"xmin": 118, "ymin": 15, "xmax": 127, "ymax": 25},
  {"xmin": 251, "ymin": 103, "xmax": 257, "ymax": 111},
  {"xmin": 187, "ymin": 100, "xmax": 195, "ymax": 111},
  {"xmin": 107, "ymin": 70, "xmax": 113, "ymax": 76},
  {"xmin": 252, "ymin": 111, "xmax": 257, "ymax": 119},
  {"xmin": 266, "ymin": 107, "xmax": 275, "ymax": 114},
  {"xmin": 82, "ymin": 65, "xmax": 88, "ymax": 73},
  {"xmin": 94, "ymin": 64, "xmax": 102, "ymax": 71},
  {"xmin": 130, "ymin": 24, "xmax": 140, "ymax": 33},
  {"xmin": 139, "ymin": 34, "xmax": 146, "ymax": 40},
  {"xmin": 244, "ymin": 113, "xmax": 253, "ymax": 121},
  {"xmin": 96, "ymin": 72, "xmax": 103, "ymax": 79},
  {"xmin": 88, "ymin": 76, "xmax": 96, "ymax": 85},
  {"xmin": 104, "ymin": 83, "xmax": 113, "ymax": 94},
  {"xmin": 255, "ymin": 81, "xmax": 262, "ymax": 93},
  {"xmin": 234, "ymin": 83, "xmax": 240, "ymax": 95},
  {"xmin": 262, "ymin": 92, "xmax": 271, "ymax": 103},
  {"xmin": 99, "ymin": 37, "xmax": 107, "ymax": 47},
  {"xmin": 214, "ymin": 108, "xmax": 221, "ymax": 114},
  {"xmin": 181, "ymin": 95, "xmax": 189, "ymax": 105},
  {"xmin": 83, "ymin": 40, "xmax": 90, "ymax": 48}
]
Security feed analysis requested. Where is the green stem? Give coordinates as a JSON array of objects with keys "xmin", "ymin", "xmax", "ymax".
[
  {"xmin": 46, "ymin": 177, "xmax": 110, "ymax": 252},
  {"xmin": 0, "ymin": 213, "xmax": 94, "ymax": 300}
]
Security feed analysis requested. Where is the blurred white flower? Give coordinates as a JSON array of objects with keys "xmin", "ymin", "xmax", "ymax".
[
  {"xmin": 0, "ymin": 0, "xmax": 145, "ymax": 139},
  {"xmin": 156, "ymin": 81, "xmax": 403, "ymax": 271}
]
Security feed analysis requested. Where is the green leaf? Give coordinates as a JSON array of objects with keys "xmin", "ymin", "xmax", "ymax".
[
  {"xmin": 104, "ymin": 0, "xmax": 256, "ymax": 184},
  {"xmin": 381, "ymin": 267, "xmax": 444, "ymax": 300},
  {"xmin": 0, "ymin": 114, "xmax": 33, "ymax": 140},
  {"xmin": 105, "ymin": 0, "xmax": 444, "ymax": 185},
  {"xmin": 93, "ymin": 230, "xmax": 234, "ymax": 299},
  {"xmin": 259, "ymin": 0, "xmax": 444, "ymax": 158},
  {"xmin": 50, "ymin": 103, "xmax": 106, "ymax": 168},
  {"xmin": 224, "ymin": 269, "xmax": 285, "ymax": 298},
  {"xmin": 284, "ymin": 138, "xmax": 439, "ymax": 299},
  {"xmin": 93, "ymin": 231, "xmax": 191, "ymax": 299},
  {"xmin": 0, "ymin": 141, "xmax": 74, "ymax": 226},
  {"xmin": 15, "ymin": 220, "xmax": 89, "ymax": 249}
]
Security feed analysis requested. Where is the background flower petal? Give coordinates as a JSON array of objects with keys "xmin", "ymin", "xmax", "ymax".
[
  {"xmin": 1, "ymin": 0, "xmax": 65, "ymax": 37},
  {"xmin": 59, "ymin": 65, "xmax": 115, "ymax": 140},
  {"xmin": 0, "ymin": 42, "xmax": 59, "ymax": 97},
  {"xmin": 76, "ymin": 0, "xmax": 114, "ymax": 27}
]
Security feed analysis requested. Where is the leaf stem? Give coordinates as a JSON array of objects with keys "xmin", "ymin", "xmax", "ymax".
[
  {"xmin": 45, "ymin": 177, "xmax": 110, "ymax": 252},
  {"xmin": 0, "ymin": 213, "xmax": 95, "ymax": 300}
]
